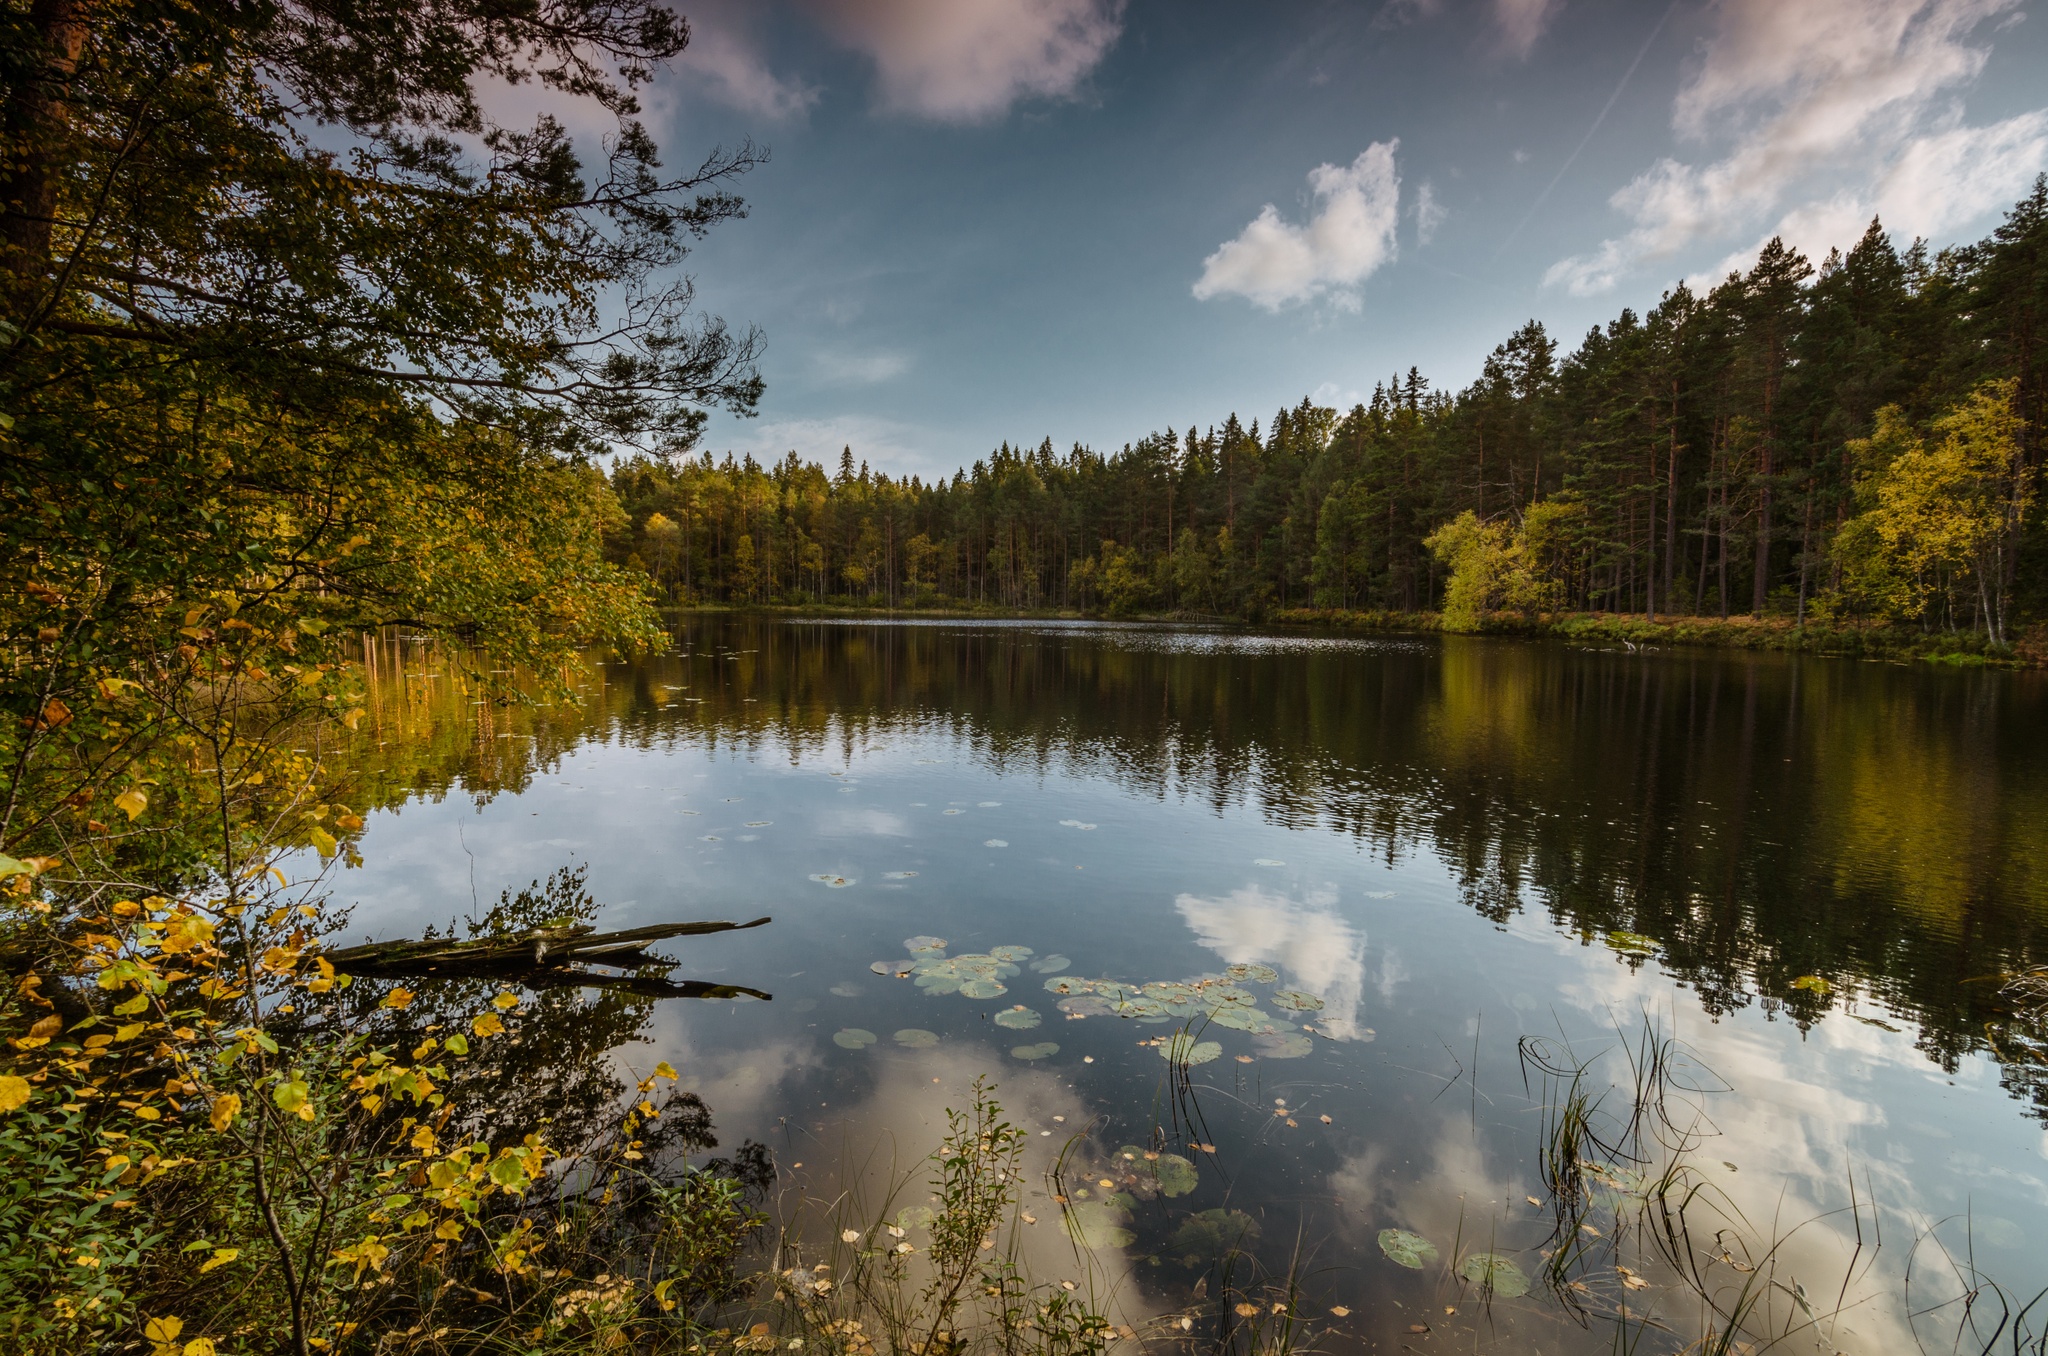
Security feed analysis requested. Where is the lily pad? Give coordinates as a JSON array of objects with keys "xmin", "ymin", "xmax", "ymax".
[
  {"xmin": 959, "ymin": 978, "xmax": 1008, "ymax": 999},
  {"xmin": 993, "ymin": 1007, "xmax": 1042, "ymax": 1030},
  {"xmin": 990, "ymin": 944, "xmax": 1034, "ymax": 962},
  {"xmin": 1225, "ymin": 963, "xmax": 1279, "ymax": 985},
  {"xmin": 1062, "ymin": 1200, "xmax": 1134, "ymax": 1250},
  {"xmin": 1378, "ymin": 1228, "xmax": 1439, "ymax": 1269},
  {"xmin": 1056, "ymin": 995, "xmax": 1114, "ymax": 1018},
  {"xmin": 1207, "ymin": 1006, "xmax": 1264, "ymax": 1031},
  {"xmin": 1111, "ymin": 996, "xmax": 1170, "ymax": 1020},
  {"xmin": 883, "ymin": 871, "xmax": 920, "ymax": 880},
  {"xmin": 1253, "ymin": 1032, "xmax": 1315, "ymax": 1059},
  {"xmin": 809, "ymin": 873, "xmax": 854, "ymax": 888},
  {"xmin": 1114, "ymin": 1147, "xmax": 1199, "ymax": 1198},
  {"xmin": 1459, "ymin": 1252, "xmax": 1530, "ymax": 1299},
  {"xmin": 916, "ymin": 974, "xmax": 963, "ymax": 995},
  {"xmin": 1029, "ymin": 954, "xmax": 1071, "ymax": 974},
  {"xmin": 829, "ymin": 983, "xmax": 862, "ymax": 998},
  {"xmin": 1058, "ymin": 819, "xmax": 1097, "ymax": 830},
  {"xmin": 1159, "ymin": 1035, "xmax": 1222, "ymax": 1066},
  {"xmin": 1605, "ymin": 931, "xmax": 1658, "ymax": 956},
  {"xmin": 983, "ymin": 839, "xmax": 1009, "ymax": 848},
  {"xmin": 1170, "ymin": 1209, "xmax": 1260, "ymax": 1265},
  {"xmin": 1010, "ymin": 1042, "xmax": 1059, "ymax": 1061},
  {"xmin": 871, "ymin": 959, "xmax": 917, "ymax": 976},
  {"xmin": 1270, "ymin": 990, "xmax": 1324, "ymax": 1011},
  {"xmin": 893, "ymin": 1029, "xmax": 940, "ymax": 1049},
  {"xmin": 833, "ymin": 1029, "xmax": 878, "ymax": 1050},
  {"xmin": 1044, "ymin": 975, "xmax": 1090, "ymax": 995},
  {"xmin": 904, "ymin": 936, "xmax": 947, "ymax": 955}
]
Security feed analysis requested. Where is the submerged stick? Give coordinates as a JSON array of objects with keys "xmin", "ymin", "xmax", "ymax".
[{"xmin": 318, "ymin": 915, "xmax": 774, "ymax": 1001}]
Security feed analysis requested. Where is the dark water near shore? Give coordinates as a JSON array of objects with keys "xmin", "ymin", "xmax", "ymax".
[{"xmin": 334, "ymin": 618, "xmax": 2048, "ymax": 1354}]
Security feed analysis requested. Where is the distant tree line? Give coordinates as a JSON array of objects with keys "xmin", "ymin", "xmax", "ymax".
[{"xmin": 608, "ymin": 181, "xmax": 2048, "ymax": 642}]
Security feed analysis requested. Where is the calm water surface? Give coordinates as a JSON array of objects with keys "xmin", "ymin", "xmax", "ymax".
[{"xmin": 335, "ymin": 618, "xmax": 2048, "ymax": 1354}]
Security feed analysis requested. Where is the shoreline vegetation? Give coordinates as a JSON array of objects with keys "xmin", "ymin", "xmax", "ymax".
[{"xmin": 664, "ymin": 602, "xmax": 2048, "ymax": 668}]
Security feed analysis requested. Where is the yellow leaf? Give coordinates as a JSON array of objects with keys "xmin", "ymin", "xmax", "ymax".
[
  {"xmin": 198, "ymin": 1249, "xmax": 239, "ymax": 1274},
  {"xmin": 209, "ymin": 1093, "xmax": 241, "ymax": 1131},
  {"xmin": 383, "ymin": 988, "xmax": 415, "ymax": 1010},
  {"xmin": 114, "ymin": 788, "xmax": 149, "ymax": 821},
  {"xmin": 654, "ymin": 1061, "xmax": 678, "ymax": 1080},
  {"xmin": 308, "ymin": 827, "xmax": 337, "ymax": 858},
  {"xmin": 434, "ymin": 1219, "xmax": 464, "ymax": 1240},
  {"xmin": 340, "ymin": 708, "xmax": 364, "ymax": 731},
  {"xmin": 491, "ymin": 991, "xmax": 519, "ymax": 1010},
  {"xmin": 470, "ymin": 1012, "xmax": 504, "ymax": 1039},
  {"xmin": 144, "ymin": 1317, "xmax": 184, "ymax": 1344},
  {"xmin": 183, "ymin": 1339, "xmax": 217, "ymax": 1356},
  {"xmin": 0, "ymin": 1075, "xmax": 31, "ymax": 1113}
]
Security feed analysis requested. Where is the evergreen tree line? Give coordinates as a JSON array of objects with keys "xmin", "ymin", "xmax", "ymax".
[{"xmin": 608, "ymin": 182, "xmax": 2048, "ymax": 642}]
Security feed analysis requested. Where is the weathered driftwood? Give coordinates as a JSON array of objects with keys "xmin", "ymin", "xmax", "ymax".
[{"xmin": 320, "ymin": 916, "xmax": 773, "ymax": 995}]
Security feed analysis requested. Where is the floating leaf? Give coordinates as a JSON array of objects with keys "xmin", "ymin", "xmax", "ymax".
[
  {"xmin": 1056, "ymin": 995, "xmax": 1114, "ymax": 1018},
  {"xmin": 1253, "ymin": 1032, "xmax": 1315, "ymax": 1059},
  {"xmin": 1606, "ymin": 931, "xmax": 1658, "ymax": 956},
  {"xmin": 1790, "ymin": 974, "xmax": 1833, "ymax": 995},
  {"xmin": 1159, "ymin": 1036, "xmax": 1222, "ymax": 1066},
  {"xmin": 871, "ymin": 960, "xmax": 916, "ymax": 976},
  {"xmin": 1062, "ymin": 1200, "xmax": 1134, "ymax": 1249},
  {"xmin": 1044, "ymin": 975, "xmax": 1089, "ymax": 994},
  {"xmin": 1208, "ymin": 1006, "xmax": 1263, "ymax": 1031},
  {"xmin": 809, "ymin": 874, "xmax": 854, "ymax": 888},
  {"xmin": 994, "ymin": 1008, "xmax": 1042, "ymax": 1030},
  {"xmin": 1254, "ymin": 858, "xmax": 1286, "ymax": 867},
  {"xmin": 1058, "ymin": 820, "xmax": 1097, "ymax": 830},
  {"xmin": 829, "ymin": 983, "xmax": 862, "ymax": 998},
  {"xmin": 916, "ymin": 974, "xmax": 963, "ymax": 995},
  {"xmin": 832, "ymin": 1029, "xmax": 878, "ymax": 1050},
  {"xmin": 983, "ymin": 839, "xmax": 1008, "ymax": 848},
  {"xmin": 904, "ymin": 936, "xmax": 947, "ymax": 955},
  {"xmin": 893, "ymin": 1029, "xmax": 940, "ymax": 1049},
  {"xmin": 1225, "ymin": 963, "xmax": 1279, "ymax": 985},
  {"xmin": 1270, "ymin": 989, "xmax": 1323, "ymax": 1011},
  {"xmin": 1150, "ymin": 1153, "xmax": 1199, "ymax": 1197},
  {"xmin": 959, "ymin": 978, "xmax": 1008, "ymax": 999},
  {"xmin": 1378, "ymin": 1229, "xmax": 1439, "ymax": 1269},
  {"xmin": 990, "ymin": 944, "xmax": 1034, "ymax": 961},
  {"xmin": 1011, "ymin": 1042, "xmax": 1059, "ymax": 1061},
  {"xmin": 1459, "ymin": 1252, "xmax": 1529, "ymax": 1298},
  {"xmin": 1170, "ymin": 1209, "xmax": 1261, "ymax": 1264},
  {"xmin": 883, "ymin": 871, "xmax": 919, "ymax": 880}
]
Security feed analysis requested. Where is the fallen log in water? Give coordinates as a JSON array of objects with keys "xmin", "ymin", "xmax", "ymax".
[{"xmin": 319, "ymin": 915, "xmax": 773, "ymax": 999}]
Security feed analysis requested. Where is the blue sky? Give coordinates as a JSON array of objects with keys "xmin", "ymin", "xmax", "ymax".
[{"xmin": 613, "ymin": 0, "xmax": 2048, "ymax": 479}]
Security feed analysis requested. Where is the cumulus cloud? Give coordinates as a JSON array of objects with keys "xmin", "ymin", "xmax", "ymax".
[
  {"xmin": 1546, "ymin": 0, "xmax": 2037, "ymax": 296},
  {"xmin": 1193, "ymin": 142, "xmax": 1402, "ymax": 312},
  {"xmin": 809, "ymin": 0, "xmax": 1124, "ymax": 122},
  {"xmin": 679, "ymin": 21, "xmax": 821, "ymax": 120},
  {"xmin": 1493, "ymin": 0, "xmax": 1562, "ymax": 60},
  {"xmin": 1415, "ymin": 180, "xmax": 1446, "ymax": 245}
]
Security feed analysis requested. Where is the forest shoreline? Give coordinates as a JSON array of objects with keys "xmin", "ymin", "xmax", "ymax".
[{"xmin": 668, "ymin": 603, "xmax": 2048, "ymax": 667}]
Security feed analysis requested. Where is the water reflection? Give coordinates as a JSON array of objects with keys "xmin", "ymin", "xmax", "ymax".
[{"xmin": 330, "ymin": 617, "xmax": 2048, "ymax": 1354}]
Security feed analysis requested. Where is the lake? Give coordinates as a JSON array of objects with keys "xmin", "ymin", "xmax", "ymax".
[{"xmin": 334, "ymin": 617, "xmax": 2048, "ymax": 1355}]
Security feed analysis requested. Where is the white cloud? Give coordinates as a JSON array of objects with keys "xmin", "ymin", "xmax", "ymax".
[
  {"xmin": 1493, "ymin": 0, "xmax": 1562, "ymax": 60},
  {"xmin": 1415, "ymin": 180, "xmax": 1446, "ymax": 244},
  {"xmin": 679, "ymin": 22, "xmax": 821, "ymax": 120},
  {"xmin": 809, "ymin": 0, "xmax": 1124, "ymax": 123},
  {"xmin": 1546, "ymin": 0, "xmax": 2034, "ymax": 296},
  {"xmin": 813, "ymin": 348, "xmax": 913, "ymax": 385},
  {"xmin": 1173, "ymin": 883, "xmax": 1374, "ymax": 1040},
  {"xmin": 1193, "ymin": 142, "xmax": 1402, "ymax": 312}
]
